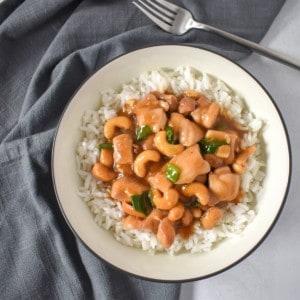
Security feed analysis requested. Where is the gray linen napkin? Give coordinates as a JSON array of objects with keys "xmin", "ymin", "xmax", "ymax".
[{"xmin": 0, "ymin": 0, "xmax": 285, "ymax": 299}]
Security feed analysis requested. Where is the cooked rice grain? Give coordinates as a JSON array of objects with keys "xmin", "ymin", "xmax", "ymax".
[{"xmin": 76, "ymin": 66, "xmax": 265, "ymax": 255}]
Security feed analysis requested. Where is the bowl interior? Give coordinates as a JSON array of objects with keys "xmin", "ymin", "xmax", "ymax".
[{"xmin": 52, "ymin": 45, "xmax": 290, "ymax": 281}]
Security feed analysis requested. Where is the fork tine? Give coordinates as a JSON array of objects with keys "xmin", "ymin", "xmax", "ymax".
[
  {"xmin": 153, "ymin": 0, "xmax": 180, "ymax": 12},
  {"xmin": 134, "ymin": 0, "xmax": 173, "ymax": 24},
  {"xmin": 132, "ymin": 1, "xmax": 173, "ymax": 32},
  {"xmin": 144, "ymin": 0, "xmax": 175, "ymax": 18}
]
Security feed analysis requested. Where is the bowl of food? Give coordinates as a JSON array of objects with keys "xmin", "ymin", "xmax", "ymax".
[{"xmin": 52, "ymin": 45, "xmax": 291, "ymax": 282}]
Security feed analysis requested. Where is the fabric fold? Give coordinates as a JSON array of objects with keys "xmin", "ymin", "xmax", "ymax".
[{"xmin": 0, "ymin": 0, "xmax": 285, "ymax": 299}]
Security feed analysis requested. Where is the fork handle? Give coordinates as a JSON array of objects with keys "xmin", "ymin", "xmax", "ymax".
[{"xmin": 193, "ymin": 22, "xmax": 300, "ymax": 70}]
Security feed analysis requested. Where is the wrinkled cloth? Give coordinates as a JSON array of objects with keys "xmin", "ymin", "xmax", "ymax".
[{"xmin": 0, "ymin": 0, "xmax": 285, "ymax": 299}]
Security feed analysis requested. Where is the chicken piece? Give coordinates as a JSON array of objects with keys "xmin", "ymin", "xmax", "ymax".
[
  {"xmin": 170, "ymin": 113, "xmax": 204, "ymax": 147},
  {"xmin": 191, "ymin": 100, "xmax": 220, "ymax": 128},
  {"xmin": 133, "ymin": 94, "xmax": 168, "ymax": 133},
  {"xmin": 163, "ymin": 94, "xmax": 178, "ymax": 112},
  {"xmin": 135, "ymin": 107, "xmax": 167, "ymax": 133},
  {"xmin": 205, "ymin": 130, "xmax": 239, "ymax": 165},
  {"xmin": 150, "ymin": 92, "xmax": 179, "ymax": 112},
  {"xmin": 169, "ymin": 144, "xmax": 211, "ymax": 184},
  {"xmin": 184, "ymin": 90, "xmax": 201, "ymax": 99},
  {"xmin": 114, "ymin": 163, "xmax": 134, "ymax": 176},
  {"xmin": 111, "ymin": 176, "xmax": 150, "ymax": 203},
  {"xmin": 91, "ymin": 162, "xmax": 117, "ymax": 182},
  {"xmin": 147, "ymin": 171, "xmax": 173, "ymax": 192},
  {"xmin": 142, "ymin": 209, "xmax": 166, "ymax": 233},
  {"xmin": 208, "ymin": 166, "xmax": 240, "ymax": 201},
  {"xmin": 178, "ymin": 97, "xmax": 196, "ymax": 115},
  {"xmin": 112, "ymin": 133, "xmax": 134, "ymax": 165},
  {"xmin": 134, "ymin": 93, "xmax": 161, "ymax": 110},
  {"xmin": 99, "ymin": 149, "xmax": 114, "ymax": 167}
]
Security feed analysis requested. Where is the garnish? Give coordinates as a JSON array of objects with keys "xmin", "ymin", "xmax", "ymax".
[
  {"xmin": 131, "ymin": 190, "xmax": 154, "ymax": 215},
  {"xmin": 165, "ymin": 163, "xmax": 181, "ymax": 183},
  {"xmin": 136, "ymin": 125, "xmax": 152, "ymax": 141},
  {"xmin": 166, "ymin": 125, "xmax": 177, "ymax": 144},
  {"xmin": 98, "ymin": 142, "xmax": 113, "ymax": 150},
  {"xmin": 199, "ymin": 137, "xmax": 228, "ymax": 154}
]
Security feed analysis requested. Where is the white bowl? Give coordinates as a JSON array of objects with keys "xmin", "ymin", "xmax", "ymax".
[{"xmin": 52, "ymin": 45, "xmax": 291, "ymax": 282}]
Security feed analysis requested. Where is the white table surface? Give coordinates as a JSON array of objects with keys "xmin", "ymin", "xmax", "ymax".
[{"xmin": 180, "ymin": 0, "xmax": 300, "ymax": 299}]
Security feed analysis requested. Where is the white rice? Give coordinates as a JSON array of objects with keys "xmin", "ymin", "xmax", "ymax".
[{"xmin": 76, "ymin": 66, "xmax": 265, "ymax": 255}]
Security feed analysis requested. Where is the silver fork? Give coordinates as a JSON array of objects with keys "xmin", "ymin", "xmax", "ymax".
[{"xmin": 132, "ymin": 0, "xmax": 300, "ymax": 70}]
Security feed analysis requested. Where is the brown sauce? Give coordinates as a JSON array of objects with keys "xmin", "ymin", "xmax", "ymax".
[
  {"xmin": 177, "ymin": 224, "xmax": 195, "ymax": 239},
  {"xmin": 214, "ymin": 113, "xmax": 248, "ymax": 138},
  {"xmin": 91, "ymin": 90, "xmax": 256, "ymax": 249}
]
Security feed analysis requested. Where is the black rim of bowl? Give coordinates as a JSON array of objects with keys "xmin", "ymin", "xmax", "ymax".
[{"xmin": 51, "ymin": 44, "xmax": 292, "ymax": 283}]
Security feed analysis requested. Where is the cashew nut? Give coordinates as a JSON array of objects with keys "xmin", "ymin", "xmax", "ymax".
[
  {"xmin": 133, "ymin": 150, "xmax": 161, "ymax": 177},
  {"xmin": 157, "ymin": 217, "xmax": 176, "ymax": 249},
  {"xmin": 233, "ymin": 145, "xmax": 256, "ymax": 174},
  {"xmin": 181, "ymin": 182, "xmax": 210, "ymax": 206},
  {"xmin": 152, "ymin": 188, "xmax": 179, "ymax": 210},
  {"xmin": 154, "ymin": 131, "xmax": 184, "ymax": 157},
  {"xmin": 191, "ymin": 207, "xmax": 202, "ymax": 218},
  {"xmin": 168, "ymin": 202, "xmax": 185, "ymax": 222},
  {"xmin": 142, "ymin": 209, "xmax": 166, "ymax": 233},
  {"xmin": 200, "ymin": 207, "xmax": 223, "ymax": 229},
  {"xmin": 122, "ymin": 215, "xmax": 144, "ymax": 230},
  {"xmin": 104, "ymin": 116, "xmax": 132, "ymax": 139},
  {"xmin": 181, "ymin": 208, "xmax": 194, "ymax": 226},
  {"xmin": 111, "ymin": 177, "xmax": 149, "ymax": 203},
  {"xmin": 122, "ymin": 201, "xmax": 146, "ymax": 219},
  {"xmin": 91, "ymin": 162, "xmax": 117, "ymax": 182}
]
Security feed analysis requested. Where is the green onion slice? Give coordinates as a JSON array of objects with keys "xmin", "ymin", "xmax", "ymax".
[
  {"xmin": 131, "ymin": 194, "xmax": 147, "ymax": 215},
  {"xmin": 165, "ymin": 125, "xmax": 177, "ymax": 144},
  {"xmin": 147, "ymin": 190, "xmax": 155, "ymax": 208},
  {"xmin": 131, "ymin": 190, "xmax": 155, "ymax": 215},
  {"xmin": 165, "ymin": 163, "xmax": 181, "ymax": 183},
  {"xmin": 98, "ymin": 142, "xmax": 113, "ymax": 150},
  {"xmin": 136, "ymin": 125, "xmax": 152, "ymax": 141},
  {"xmin": 199, "ymin": 137, "xmax": 228, "ymax": 155}
]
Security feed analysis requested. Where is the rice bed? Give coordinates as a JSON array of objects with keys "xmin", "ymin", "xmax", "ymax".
[{"xmin": 76, "ymin": 66, "xmax": 265, "ymax": 255}]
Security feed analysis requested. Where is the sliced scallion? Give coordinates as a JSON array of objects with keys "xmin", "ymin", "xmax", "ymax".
[
  {"xmin": 131, "ymin": 194, "xmax": 147, "ymax": 215},
  {"xmin": 131, "ymin": 190, "xmax": 154, "ymax": 215},
  {"xmin": 199, "ymin": 137, "xmax": 228, "ymax": 155},
  {"xmin": 136, "ymin": 125, "xmax": 152, "ymax": 141},
  {"xmin": 98, "ymin": 142, "xmax": 113, "ymax": 150},
  {"xmin": 165, "ymin": 163, "xmax": 181, "ymax": 183},
  {"xmin": 165, "ymin": 125, "xmax": 177, "ymax": 144}
]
